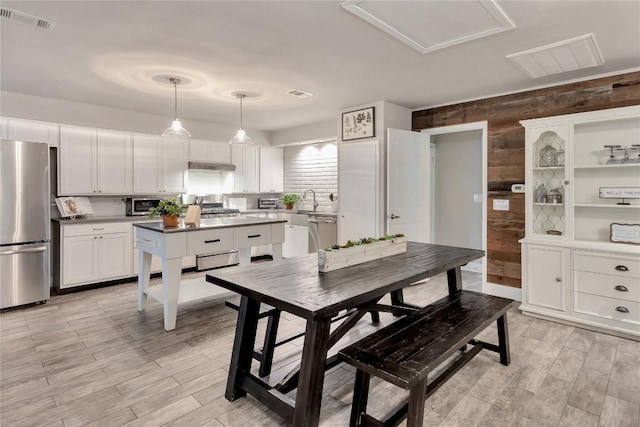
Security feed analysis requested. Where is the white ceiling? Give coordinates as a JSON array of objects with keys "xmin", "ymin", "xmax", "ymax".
[{"xmin": 1, "ymin": 1, "xmax": 639, "ymax": 132}]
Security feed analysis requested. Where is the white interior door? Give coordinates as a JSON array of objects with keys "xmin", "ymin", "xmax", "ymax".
[{"xmin": 387, "ymin": 128, "xmax": 431, "ymax": 242}]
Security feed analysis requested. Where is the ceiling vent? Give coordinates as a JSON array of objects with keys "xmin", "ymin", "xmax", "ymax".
[
  {"xmin": 507, "ymin": 34, "xmax": 604, "ymax": 79},
  {"xmin": 341, "ymin": 0, "xmax": 515, "ymax": 54},
  {"xmin": 287, "ymin": 89, "xmax": 314, "ymax": 98},
  {"xmin": 0, "ymin": 8, "xmax": 55, "ymax": 30}
]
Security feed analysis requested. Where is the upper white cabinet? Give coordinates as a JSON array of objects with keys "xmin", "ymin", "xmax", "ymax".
[
  {"xmin": 5, "ymin": 118, "xmax": 59, "ymax": 146},
  {"xmin": 0, "ymin": 118, "xmax": 8, "ymax": 140},
  {"xmin": 189, "ymin": 139, "xmax": 231, "ymax": 163},
  {"xmin": 231, "ymin": 144, "xmax": 259, "ymax": 193},
  {"xmin": 259, "ymin": 146, "xmax": 284, "ymax": 193},
  {"xmin": 59, "ymin": 125, "xmax": 133, "ymax": 195},
  {"xmin": 133, "ymin": 133, "xmax": 187, "ymax": 194}
]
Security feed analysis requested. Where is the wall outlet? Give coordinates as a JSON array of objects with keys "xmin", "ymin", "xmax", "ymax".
[
  {"xmin": 473, "ymin": 194, "xmax": 482, "ymax": 203},
  {"xmin": 493, "ymin": 199, "xmax": 509, "ymax": 211}
]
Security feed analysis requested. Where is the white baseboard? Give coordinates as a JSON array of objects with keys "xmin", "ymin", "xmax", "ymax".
[{"xmin": 483, "ymin": 282, "xmax": 522, "ymax": 301}]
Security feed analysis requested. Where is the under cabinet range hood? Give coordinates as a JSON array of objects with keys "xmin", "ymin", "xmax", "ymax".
[{"xmin": 188, "ymin": 161, "xmax": 236, "ymax": 171}]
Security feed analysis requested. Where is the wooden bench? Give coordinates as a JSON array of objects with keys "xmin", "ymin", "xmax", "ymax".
[
  {"xmin": 225, "ymin": 300, "xmax": 381, "ymax": 377},
  {"xmin": 338, "ymin": 291, "xmax": 514, "ymax": 427}
]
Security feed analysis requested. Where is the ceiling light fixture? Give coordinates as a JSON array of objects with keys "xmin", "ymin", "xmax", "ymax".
[
  {"xmin": 162, "ymin": 77, "xmax": 191, "ymax": 139},
  {"xmin": 229, "ymin": 93, "xmax": 253, "ymax": 145}
]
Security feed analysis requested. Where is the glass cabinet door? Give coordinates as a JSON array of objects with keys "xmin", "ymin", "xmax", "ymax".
[{"xmin": 528, "ymin": 125, "xmax": 570, "ymax": 239}]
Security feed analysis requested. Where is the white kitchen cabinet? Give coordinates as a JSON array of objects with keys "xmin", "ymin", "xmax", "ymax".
[
  {"xmin": 522, "ymin": 244, "xmax": 568, "ymax": 312},
  {"xmin": 60, "ymin": 222, "xmax": 132, "ymax": 290},
  {"xmin": 283, "ymin": 224, "xmax": 308, "ymax": 258},
  {"xmin": 259, "ymin": 146, "xmax": 284, "ymax": 193},
  {"xmin": 231, "ymin": 144, "xmax": 259, "ymax": 193},
  {"xmin": 338, "ymin": 140, "xmax": 380, "ymax": 243},
  {"xmin": 0, "ymin": 117, "xmax": 8, "ymax": 140},
  {"xmin": 5, "ymin": 118, "xmax": 59, "ymax": 146},
  {"xmin": 520, "ymin": 106, "xmax": 640, "ymax": 339},
  {"xmin": 133, "ymin": 133, "xmax": 187, "ymax": 194},
  {"xmin": 59, "ymin": 125, "xmax": 132, "ymax": 195},
  {"xmin": 189, "ymin": 139, "xmax": 231, "ymax": 163}
]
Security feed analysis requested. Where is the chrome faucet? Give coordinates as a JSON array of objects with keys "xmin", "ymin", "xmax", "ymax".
[{"xmin": 303, "ymin": 189, "xmax": 318, "ymax": 212}]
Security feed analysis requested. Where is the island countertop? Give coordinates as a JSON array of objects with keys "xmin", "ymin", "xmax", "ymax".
[{"xmin": 133, "ymin": 217, "xmax": 287, "ymax": 233}]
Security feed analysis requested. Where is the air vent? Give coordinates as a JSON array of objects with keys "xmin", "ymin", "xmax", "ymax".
[
  {"xmin": 507, "ymin": 34, "xmax": 604, "ymax": 79},
  {"xmin": 0, "ymin": 7, "xmax": 55, "ymax": 30},
  {"xmin": 287, "ymin": 89, "xmax": 314, "ymax": 98}
]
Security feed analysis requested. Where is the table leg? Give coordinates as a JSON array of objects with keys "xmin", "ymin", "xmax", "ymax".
[
  {"xmin": 447, "ymin": 266, "xmax": 462, "ymax": 295},
  {"xmin": 238, "ymin": 248, "xmax": 251, "ymax": 266},
  {"xmin": 226, "ymin": 296, "xmax": 260, "ymax": 401},
  {"xmin": 271, "ymin": 243, "xmax": 283, "ymax": 261},
  {"xmin": 161, "ymin": 257, "xmax": 182, "ymax": 331},
  {"xmin": 292, "ymin": 317, "xmax": 332, "ymax": 427},
  {"xmin": 137, "ymin": 250, "xmax": 152, "ymax": 312}
]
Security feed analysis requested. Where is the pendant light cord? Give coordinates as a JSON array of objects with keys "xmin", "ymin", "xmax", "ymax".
[{"xmin": 239, "ymin": 94, "xmax": 245, "ymax": 130}]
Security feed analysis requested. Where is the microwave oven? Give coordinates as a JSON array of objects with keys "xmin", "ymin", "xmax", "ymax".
[
  {"xmin": 125, "ymin": 197, "xmax": 163, "ymax": 216},
  {"xmin": 258, "ymin": 198, "xmax": 280, "ymax": 209}
]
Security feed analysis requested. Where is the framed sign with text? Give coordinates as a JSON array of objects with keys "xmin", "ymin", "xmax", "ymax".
[{"xmin": 610, "ymin": 223, "xmax": 640, "ymax": 245}]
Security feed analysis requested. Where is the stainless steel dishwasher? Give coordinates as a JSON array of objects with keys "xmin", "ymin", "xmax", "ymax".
[{"xmin": 308, "ymin": 216, "xmax": 337, "ymax": 252}]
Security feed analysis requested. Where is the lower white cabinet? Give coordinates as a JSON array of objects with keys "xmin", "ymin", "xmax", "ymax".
[
  {"xmin": 60, "ymin": 222, "xmax": 132, "ymax": 290},
  {"xmin": 522, "ymin": 244, "xmax": 569, "ymax": 312},
  {"xmin": 521, "ymin": 240, "xmax": 640, "ymax": 339},
  {"xmin": 283, "ymin": 224, "xmax": 308, "ymax": 258}
]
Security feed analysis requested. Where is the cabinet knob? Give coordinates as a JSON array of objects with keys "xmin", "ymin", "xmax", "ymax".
[
  {"xmin": 615, "ymin": 306, "xmax": 629, "ymax": 313},
  {"xmin": 555, "ymin": 277, "xmax": 562, "ymax": 282},
  {"xmin": 614, "ymin": 285, "xmax": 629, "ymax": 292},
  {"xmin": 564, "ymin": 180, "xmax": 570, "ymax": 185},
  {"xmin": 615, "ymin": 265, "xmax": 629, "ymax": 272}
]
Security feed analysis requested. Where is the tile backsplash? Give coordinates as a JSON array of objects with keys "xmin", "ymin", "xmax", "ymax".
[{"xmin": 284, "ymin": 142, "xmax": 337, "ymax": 211}]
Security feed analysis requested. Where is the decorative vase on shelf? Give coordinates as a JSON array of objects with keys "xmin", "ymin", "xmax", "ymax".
[
  {"xmin": 536, "ymin": 184, "xmax": 547, "ymax": 203},
  {"xmin": 540, "ymin": 145, "xmax": 558, "ymax": 167}
]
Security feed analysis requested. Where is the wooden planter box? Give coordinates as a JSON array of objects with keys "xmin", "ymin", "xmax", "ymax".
[{"xmin": 317, "ymin": 236, "xmax": 407, "ymax": 272}]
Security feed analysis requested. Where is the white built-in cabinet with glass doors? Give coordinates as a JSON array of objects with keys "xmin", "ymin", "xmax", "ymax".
[{"xmin": 520, "ymin": 105, "xmax": 640, "ymax": 339}]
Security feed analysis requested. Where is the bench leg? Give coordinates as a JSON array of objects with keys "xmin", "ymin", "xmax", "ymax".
[
  {"xmin": 407, "ymin": 378, "xmax": 428, "ymax": 427},
  {"xmin": 497, "ymin": 313, "xmax": 510, "ymax": 366},
  {"xmin": 350, "ymin": 369, "xmax": 370, "ymax": 427},
  {"xmin": 369, "ymin": 311, "xmax": 380, "ymax": 324},
  {"xmin": 259, "ymin": 309, "xmax": 281, "ymax": 377}
]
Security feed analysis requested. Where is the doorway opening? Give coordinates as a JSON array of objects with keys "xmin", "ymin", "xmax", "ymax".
[{"xmin": 422, "ymin": 122, "xmax": 487, "ymax": 291}]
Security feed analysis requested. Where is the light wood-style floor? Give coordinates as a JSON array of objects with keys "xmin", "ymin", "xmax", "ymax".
[{"xmin": 1, "ymin": 269, "xmax": 639, "ymax": 427}]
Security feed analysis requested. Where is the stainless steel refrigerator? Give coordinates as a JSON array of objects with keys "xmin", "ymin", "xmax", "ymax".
[{"xmin": 1, "ymin": 140, "xmax": 51, "ymax": 309}]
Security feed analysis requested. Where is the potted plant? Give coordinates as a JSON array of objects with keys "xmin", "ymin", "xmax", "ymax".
[
  {"xmin": 282, "ymin": 194, "xmax": 300, "ymax": 210},
  {"xmin": 149, "ymin": 197, "xmax": 186, "ymax": 227}
]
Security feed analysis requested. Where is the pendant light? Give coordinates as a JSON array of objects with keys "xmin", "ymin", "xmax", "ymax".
[
  {"xmin": 229, "ymin": 93, "xmax": 253, "ymax": 145},
  {"xmin": 162, "ymin": 77, "xmax": 191, "ymax": 139}
]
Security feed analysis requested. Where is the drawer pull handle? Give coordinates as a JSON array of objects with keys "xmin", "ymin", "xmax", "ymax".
[
  {"xmin": 248, "ymin": 234, "xmax": 261, "ymax": 238},
  {"xmin": 205, "ymin": 239, "xmax": 221, "ymax": 243},
  {"xmin": 615, "ymin": 306, "xmax": 629, "ymax": 313},
  {"xmin": 615, "ymin": 265, "xmax": 629, "ymax": 272},
  {"xmin": 614, "ymin": 285, "xmax": 629, "ymax": 292},
  {"xmin": 93, "ymin": 228, "xmax": 105, "ymax": 231}
]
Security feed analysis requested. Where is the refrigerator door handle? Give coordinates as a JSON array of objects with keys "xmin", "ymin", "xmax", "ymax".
[{"xmin": 0, "ymin": 246, "xmax": 47, "ymax": 256}]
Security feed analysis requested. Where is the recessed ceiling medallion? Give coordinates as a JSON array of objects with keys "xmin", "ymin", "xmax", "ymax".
[{"xmin": 341, "ymin": 0, "xmax": 515, "ymax": 54}]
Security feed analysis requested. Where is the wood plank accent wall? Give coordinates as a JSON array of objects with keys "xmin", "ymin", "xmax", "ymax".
[{"xmin": 412, "ymin": 72, "xmax": 640, "ymax": 288}]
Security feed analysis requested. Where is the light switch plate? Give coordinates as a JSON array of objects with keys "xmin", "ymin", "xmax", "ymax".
[
  {"xmin": 473, "ymin": 194, "xmax": 482, "ymax": 203},
  {"xmin": 493, "ymin": 199, "xmax": 509, "ymax": 211}
]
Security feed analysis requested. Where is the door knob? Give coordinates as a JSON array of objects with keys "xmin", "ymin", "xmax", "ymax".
[{"xmin": 390, "ymin": 214, "xmax": 400, "ymax": 219}]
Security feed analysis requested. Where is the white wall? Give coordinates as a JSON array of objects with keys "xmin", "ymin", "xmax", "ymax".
[
  {"xmin": 271, "ymin": 119, "xmax": 336, "ymax": 146},
  {"xmin": 283, "ymin": 142, "xmax": 337, "ymax": 211},
  {"xmin": 0, "ymin": 90, "xmax": 272, "ymax": 145},
  {"xmin": 432, "ymin": 130, "xmax": 483, "ymax": 250}
]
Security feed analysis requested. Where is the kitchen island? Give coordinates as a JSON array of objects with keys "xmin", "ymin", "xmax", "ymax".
[{"xmin": 134, "ymin": 217, "xmax": 286, "ymax": 331}]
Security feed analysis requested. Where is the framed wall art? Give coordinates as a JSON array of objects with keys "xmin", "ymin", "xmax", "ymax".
[{"xmin": 342, "ymin": 107, "xmax": 375, "ymax": 141}]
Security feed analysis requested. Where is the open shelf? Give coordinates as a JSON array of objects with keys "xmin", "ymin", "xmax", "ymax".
[
  {"xmin": 574, "ymin": 203, "xmax": 640, "ymax": 209},
  {"xmin": 533, "ymin": 166, "xmax": 565, "ymax": 171},
  {"xmin": 574, "ymin": 163, "xmax": 640, "ymax": 170},
  {"xmin": 533, "ymin": 203, "xmax": 564, "ymax": 206}
]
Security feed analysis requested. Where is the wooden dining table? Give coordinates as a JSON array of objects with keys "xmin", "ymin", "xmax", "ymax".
[{"xmin": 205, "ymin": 242, "xmax": 484, "ymax": 427}]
